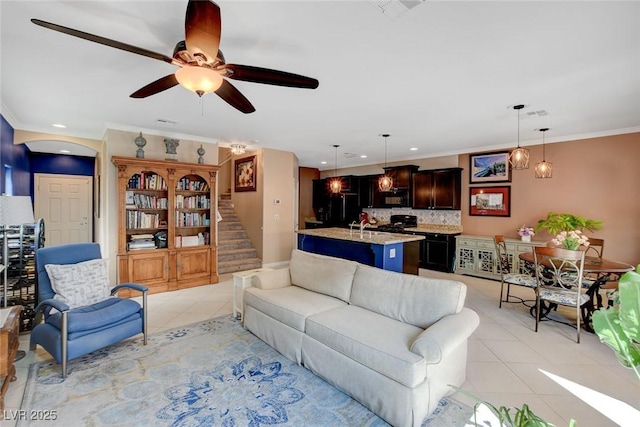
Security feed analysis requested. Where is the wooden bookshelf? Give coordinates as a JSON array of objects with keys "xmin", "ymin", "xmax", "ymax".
[{"xmin": 112, "ymin": 156, "xmax": 219, "ymax": 296}]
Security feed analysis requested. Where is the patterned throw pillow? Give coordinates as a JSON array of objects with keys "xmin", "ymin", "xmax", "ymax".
[{"xmin": 45, "ymin": 258, "xmax": 111, "ymax": 309}]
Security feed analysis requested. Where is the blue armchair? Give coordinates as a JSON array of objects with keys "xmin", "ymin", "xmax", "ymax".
[{"xmin": 30, "ymin": 243, "xmax": 147, "ymax": 378}]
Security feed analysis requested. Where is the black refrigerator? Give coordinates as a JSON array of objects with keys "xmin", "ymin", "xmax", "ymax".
[{"xmin": 325, "ymin": 193, "xmax": 360, "ymax": 227}]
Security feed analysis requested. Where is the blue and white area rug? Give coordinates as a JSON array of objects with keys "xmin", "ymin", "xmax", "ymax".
[{"xmin": 19, "ymin": 316, "xmax": 473, "ymax": 426}]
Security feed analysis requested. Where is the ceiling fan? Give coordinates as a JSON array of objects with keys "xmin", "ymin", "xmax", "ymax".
[{"xmin": 31, "ymin": 0, "xmax": 319, "ymax": 114}]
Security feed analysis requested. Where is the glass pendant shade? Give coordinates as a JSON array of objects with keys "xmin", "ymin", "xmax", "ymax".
[
  {"xmin": 535, "ymin": 128, "xmax": 552, "ymax": 178},
  {"xmin": 378, "ymin": 133, "xmax": 393, "ymax": 191},
  {"xmin": 535, "ymin": 161, "xmax": 553, "ymax": 178},
  {"xmin": 510, "ymin": 147, "xmax": 530, "ymax": 170},
  {"xmin": 329, "ymin": 177, "xmax": 342, "ymax": 193},
  {"xmin": 508, "ymin": 104, "xmax": 530, "ymax": 170},
  {"xmin": 378, "ymin": 174, "xmax": 393, "ymax": 192}
]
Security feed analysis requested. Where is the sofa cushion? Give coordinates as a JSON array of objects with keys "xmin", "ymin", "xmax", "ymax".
[
  {"xmin": 289, "ymin": 249, "xmax": 357, "ymax": 303},
  {"xmin": 244, "ymin": 286, "xmax": 347, "ymax": 332},
  {"xmin": 305, "ymin": 305, "xmax": 426, "ymax": 388},
  {"xmin": 252, "ymin": 268, "xmax": 291, "ymax": 290},
  {"xmin": 351, "ymin": 264, "xmax": 467, "ymax": 329}
]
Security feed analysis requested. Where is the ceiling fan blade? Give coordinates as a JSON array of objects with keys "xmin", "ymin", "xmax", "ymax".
[
  {"xmin": 215, "ymin": 80, "xmax": 255, "ymax": 114},
  {"xmin": 130, "ymin": 74, "xmax": 179, "ymax": 98},
  {"xmin": 185, "ymin": 0, "xmax": 221, "ymax": 64},
  {"xmin": 31, "ymin": 19, "xmax": 175, "ymax": 65},
  {"xmin": 223, "ymin": 64, "xmax": 319, "ymax": 89}
]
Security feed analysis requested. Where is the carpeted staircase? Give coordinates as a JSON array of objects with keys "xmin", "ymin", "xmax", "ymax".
[{"xmin": 217, "ymin": 194, "xmax": 262, "ymax": 274}]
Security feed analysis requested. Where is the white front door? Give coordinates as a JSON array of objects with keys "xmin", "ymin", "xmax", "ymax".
[{"xmin": 34, "ymin": 174, "xmax": 93, "ymax": 246}]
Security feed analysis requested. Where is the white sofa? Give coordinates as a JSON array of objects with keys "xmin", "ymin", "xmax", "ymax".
[{"xmin": 243, "ymin": 249, "xmax": 479, "ymax": 427}]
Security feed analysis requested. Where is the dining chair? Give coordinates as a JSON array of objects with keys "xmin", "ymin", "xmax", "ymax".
[
  {"xmin": 582, "ymin": 237, "xmax": 616, "ymax": 308},
  {"xmin": 584, "ymin": 237, "xmax": 604, "ymax": 259},
  {"xmin": 494, "ymin": 235, "xmax": 538, "ymax": 308},
  {"xmin": 533, "ymin": 246, "xmax": 589, "ymax": 343}
]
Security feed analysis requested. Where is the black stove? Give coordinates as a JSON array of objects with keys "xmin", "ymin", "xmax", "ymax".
[{"xmin": 376, "ymin": 215, "xmax": 418, "ymax": 233}]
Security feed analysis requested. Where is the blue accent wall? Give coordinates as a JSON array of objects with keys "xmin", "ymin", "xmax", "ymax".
[
  {"xmin": 0, "ymin": 115, "xmax": 31, "ymax": 196},
  {"xmin": 0, "ymin": 115, "xmax": 95, "ymax": 200},
  {"xmin": 30, "ymin": 152, "xmax": 95, "ymax": 176}
]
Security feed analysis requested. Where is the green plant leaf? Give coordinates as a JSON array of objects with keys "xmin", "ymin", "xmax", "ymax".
[
  {"xmin": 592, "ymin": 309, "xmax": 640, "ymax": 368},
  {"xmin": 448, "ymin": 385, "xmax": 561, "ymax": 426},
  {"xmin": 619, "ymin": 269, "xmax": 640, "ymax": 345},
  {"xmin": 535, "ymin": 212, "xmax": 602, "ymax": 235}
]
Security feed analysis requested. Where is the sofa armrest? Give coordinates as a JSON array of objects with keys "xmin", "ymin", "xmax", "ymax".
[
  {"xmin": 252, "ymin": 268, "xmax": 292, "ymax": 290},
  {"xmin": 409, "ymin": 308, "xmax": 479, "ymax": 364}
]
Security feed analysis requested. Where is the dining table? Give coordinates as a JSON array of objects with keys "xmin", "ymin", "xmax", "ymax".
[{"xmin": 518, "ymin": 251, "xmax": 634, "ymax": 332}]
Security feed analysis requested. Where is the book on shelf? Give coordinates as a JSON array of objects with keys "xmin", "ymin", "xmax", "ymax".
[
  {"xmin": 127, "ymin": 234, "xmax": 156, "ymax": 250},
  {"xmin": 130, "ymin": 233, "xmax": 155, "ymax": 240}
]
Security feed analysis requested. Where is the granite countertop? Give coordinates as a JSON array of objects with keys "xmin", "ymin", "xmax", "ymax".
[
  {"xmin": 368, "ymin": 223, "xmax": 463, "ymax": 234},
  {"xmin": 296, "ymin": 227, "xmax": 425, "ymax": 245}
]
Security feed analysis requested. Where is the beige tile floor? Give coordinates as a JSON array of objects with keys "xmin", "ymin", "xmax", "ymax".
[{"xmin": 4, "ymin": 270, "xmax": 640, "ymax": 426}]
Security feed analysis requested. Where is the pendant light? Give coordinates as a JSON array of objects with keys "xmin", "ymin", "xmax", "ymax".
[
  {"xmin": 508, "ymin": 104, "xmax": 529, "ymax": 169},
  {"xmin": 535, "ymin": 128, "xmax": 553, "ymax": 179},
  {"xmin": 378, "ymin": 134, "xmax": 393, "ymax": 192},
  {"xmin": 328, "ymin": 144, "xmax": 342, "ymax": 194}
]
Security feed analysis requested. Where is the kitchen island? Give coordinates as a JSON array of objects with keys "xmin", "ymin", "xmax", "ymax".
[{"xmin": 296, "ymin": 227, "xmax": 425, "ymax": 274}]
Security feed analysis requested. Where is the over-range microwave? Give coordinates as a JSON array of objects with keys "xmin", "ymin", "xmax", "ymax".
[{"xmin": 383, "ymin": 192, "xmax": 409, "ymax": 207}]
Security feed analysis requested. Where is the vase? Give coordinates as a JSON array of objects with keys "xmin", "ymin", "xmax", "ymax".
[{"xmin": 521, "ymin": 235, "xmax": 531, "ymax": 242}]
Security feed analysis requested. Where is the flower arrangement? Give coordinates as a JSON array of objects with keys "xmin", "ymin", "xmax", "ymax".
[
  {"xmin": 551, "ymin": 230, "xmax": 590, "ymax": 250},
  {"xmin": 517, "ymin": 226, "xmax": 536, "ymax": 237}
]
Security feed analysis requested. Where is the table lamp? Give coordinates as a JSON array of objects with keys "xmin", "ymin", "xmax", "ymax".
[{"xmin": 0, "ymin": 195, "xmax": 35, "ymax": 307}]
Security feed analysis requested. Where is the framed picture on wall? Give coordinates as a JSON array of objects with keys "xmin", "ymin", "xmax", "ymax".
[
  {"xmin": 470, "ymin": 186, "xmax": 511, "ymax": 217},
  {"xmin": 234, "ymin": 155, "xmax": 257, "ymax": 192},
  {"xmin": 469, "ymin": 151, "xmax": 511, "ymax": 183}
]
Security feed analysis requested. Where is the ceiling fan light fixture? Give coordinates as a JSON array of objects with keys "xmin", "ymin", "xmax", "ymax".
[
  {"xmin": 535, "ymin": 128, "xmax": 553, "ymax": 179},
  {"xmin": 378, "ymin": 133, "xmax": 394, "ymax": 192},
  {"xmin": 509, "ymin": 104, "xmax": 530, "ymax": 170},
  {"xmin": 175, "ymin": 66, "xmax": 223, "ymax": 96}
]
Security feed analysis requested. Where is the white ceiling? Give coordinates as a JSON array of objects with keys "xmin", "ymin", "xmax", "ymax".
[{"xmin": 1, "ymin": 1, "xmax": 639, "ymax": 170}]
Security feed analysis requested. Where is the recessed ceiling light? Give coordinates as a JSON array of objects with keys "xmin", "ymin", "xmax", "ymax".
[
  {"xmin": 410, "ymin": 147, "xmax": 418, "ymax": 151},
  {"xmin": 321, "ymin": 161, "xmax": 327, "ymax": 165},
  {"xmin": 59, "ymin": 149, "xmax": 70, "ymax": 154},
  {"xmin": 360, "ymin": 155, "xmax": 368, "ymax": 158},
  {"xmin": 52, "ymin": 123, "xmax": 66, "ymax": 128}
]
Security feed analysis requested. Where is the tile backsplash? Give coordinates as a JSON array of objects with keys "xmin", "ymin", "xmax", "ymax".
[{"xmin": 362, "ymin": 208, "xmax": 461, "ymax": 226}]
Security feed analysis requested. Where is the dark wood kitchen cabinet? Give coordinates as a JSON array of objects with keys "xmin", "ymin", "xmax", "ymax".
[
  {"xmin": 312, "ymin": 179, "xmax": 328, "ymax": 210},
  {"xmin": 404, "ymin": 231, "xmax": 458, "ymax": 273},
  {"xmin": 382, "ymin": 165, "xmax": 419, "ymax": 189},
  {"xmin": 423, "ymin": 233, "xmax": 458, "ymax": 272},
  {"xmin": 412, "ymin": 168, "xmax": 462, "ymax": 210},
  {"xmin": 357, "ymin": 175, "xmax": 376, "ymax": 208},
  {"xmin": 372, "ymin": 165, "xmax": 419, "ymax": 208}
]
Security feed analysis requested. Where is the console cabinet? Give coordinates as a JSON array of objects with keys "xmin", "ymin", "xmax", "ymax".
[
  {"xmin": 112, "ymin": 156, "xmax": 219, "ymax": 296},
  {"xmin": 454, "ymin": 235, "xmax": 546, "ymax": 280}
]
